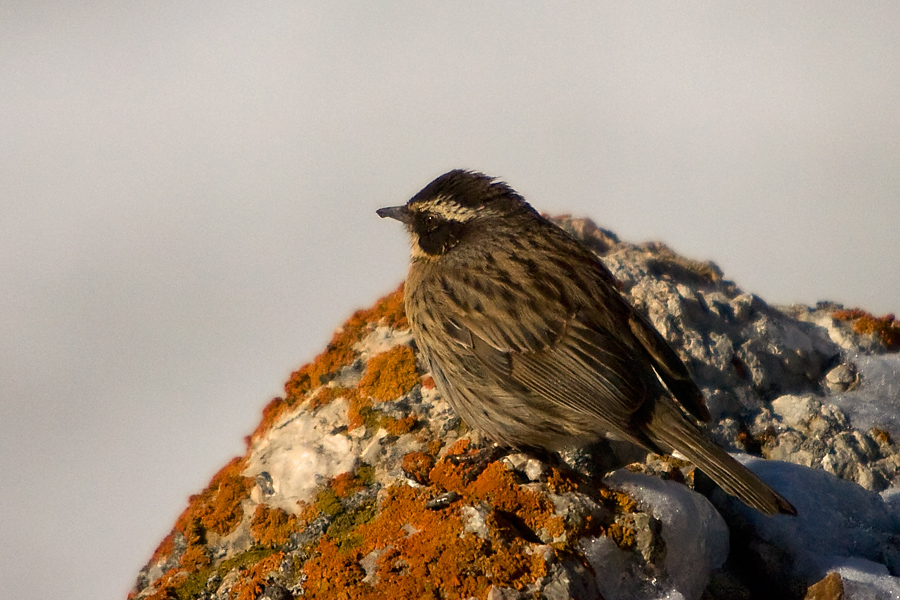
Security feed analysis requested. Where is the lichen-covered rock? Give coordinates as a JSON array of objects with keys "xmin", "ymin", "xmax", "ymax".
[{"xmin": 129, "ymin": 218, "xmax": 900, "ymax": 600}]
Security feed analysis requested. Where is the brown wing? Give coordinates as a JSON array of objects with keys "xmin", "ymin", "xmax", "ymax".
[
  {"xmin": 426, "ymin": 258, "xmax": 656, "ymax": 443},
  {"xmin": 627, "ymin": 309, "xmax": 710, "ymax": 422},
  {"xmin": 414, "ymin": 215, "xmax": 706, "ymax": 441}
]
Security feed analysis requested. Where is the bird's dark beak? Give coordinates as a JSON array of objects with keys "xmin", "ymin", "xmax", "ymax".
[{"xmin": 376, "ymin": 205, "xmax": 411, "ymax": 224}]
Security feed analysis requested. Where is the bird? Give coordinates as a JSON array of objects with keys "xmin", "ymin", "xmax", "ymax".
[{"xmin": 377, "ymin": 169, "xmax": 796, "ymax": 516}]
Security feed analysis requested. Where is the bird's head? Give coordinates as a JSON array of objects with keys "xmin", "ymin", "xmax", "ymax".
[{"xmin": 377, "ymin": 169, "xmax": 531, "ymax": 257}]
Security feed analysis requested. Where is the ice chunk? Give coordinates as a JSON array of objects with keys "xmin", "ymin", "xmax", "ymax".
[
  {"xmin": 586, "ymin": 471, "xmax": 729, "ymax": 600},
  {"xmin": 839, "ymin": 558, "xmax": 900, "ymax": 600}
]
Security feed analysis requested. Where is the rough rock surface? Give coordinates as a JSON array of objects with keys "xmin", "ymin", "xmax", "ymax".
[{"xmin": 129, "ymin": 217, "xmax": 900, "ymax": 600}]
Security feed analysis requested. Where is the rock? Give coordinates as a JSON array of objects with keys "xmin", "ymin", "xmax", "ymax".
[
  {"xmin": 803, "ymin": 571, "xmax": 844, "ymax": 600},
  {"xmin": 772, "ymin": 394, "xmax": 823, "ymax": 430},
  {"xmin": 128, "ymin": 220, "xmax": 900, "ymax": 600},
  {"xmin": 825, "ymin": 363, "xmax": 859, "ymax": 392}
]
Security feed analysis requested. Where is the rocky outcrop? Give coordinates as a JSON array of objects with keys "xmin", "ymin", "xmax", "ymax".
[{"xmin": 129, "ymin": 217, "xmax": 900, "ymax": 600}]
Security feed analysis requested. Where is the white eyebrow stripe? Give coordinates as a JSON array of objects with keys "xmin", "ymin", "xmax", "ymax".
[{"xmin": 412, "ymin": 196, "xmax": 483, "ymax": 222}]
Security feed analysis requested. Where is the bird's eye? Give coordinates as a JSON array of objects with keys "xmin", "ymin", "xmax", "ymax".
[{"xmin": 423, "ymin": 214, "xmax": 437, "ymax": 227}]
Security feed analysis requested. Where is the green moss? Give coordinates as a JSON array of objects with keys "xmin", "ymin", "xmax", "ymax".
[
  {"xmin": 315, "ymin": 488, "xmax": 344, "ymax": 518},
  {"xmin": 217, "ymin": 546, "xmax": 278, "ymax": 577},
  {"xmin": 169, "ymin": 546, "xmax": 278, "ymax": 600},
  {"xmin": 328, "ymin": 499, "xmax": 377, "ymax": 552},
  {"xmin": 355, "ymin": 464, "xmax": 376, "ymax": 486},
  {"xmin": 172, "ymin": 569, "xmax": 211, "ymax": 599}
]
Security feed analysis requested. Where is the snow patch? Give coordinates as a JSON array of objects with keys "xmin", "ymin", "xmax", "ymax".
[{"xmin": 731, "ymin": 458, "xmax": 900, "ymax": 596}]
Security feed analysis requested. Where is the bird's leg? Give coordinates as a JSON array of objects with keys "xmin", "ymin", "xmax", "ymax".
[{"xmin": 444, "ymin": 440, "xmax": 508, "ymax": 475}]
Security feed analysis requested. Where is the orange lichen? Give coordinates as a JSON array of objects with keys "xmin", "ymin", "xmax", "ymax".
[
  {"xmin": 284, "ymin": 285, "xmax": 408, "ymax": 402},
  {"xmin": 138, "ymin": 457, "xmax": 255, "ymax": 598},
  {"xmin": 383, "ymin": 415, "xmax": 418, "ymax": 436},
  {"xmin": 179, "ymin": 518, "xmax": 211, "ymax": 570},
  {"xmin": 346, "ymin": 389, "xmax": 373, "ymax": 430},
  {"xmin": 149, "ymin": 531, "xmax": 176, "ymax": 567},
  {"xmin": 871, "ymin": 427, "xmax": 893, "ymax": 446},
  {"xmin": 142, "ymin": 568, "xmax": 186, "ymax": 600},
  {"xmin": 249, "ymin": 396, "xmax": 291, "ymax": 442},
  {"xmin": 190, "ymin": 457, "xmax": 254, "ymax": 536},
  {"xmin": 598, "ymin": 487, "xmax": 638, "ymax": 514},
  {"xmin": 357, "ymin": 345, "xmax": 420, "ymax": 402},
  {"xmin": 833, "ymin": 308, "xmax": 870, "ymax": 321},
  {"xmin": 428, "ymin": 452, "xmax": 478, "ymax": 493},
  {"xmin": 157, "ymin": 457, "xmax": 252, "ymax": 561},
  {"xmin": 426, "ymin": 438, "xmax": 445, "ymax": 456},
  {"xmin": 309, "ymin": 385, "xmax": 353, "ymax": 411},
  {"xmin": 401, "ymin": 451, "xmax": 436, "ymax": 486},
  {"xmin": 545, "ymin": 467, "xmax": 578, "ymax": 494},
  {"xmin": 302, "ymin": 481, "xmax": 549, "ymax": 600},
  {"xmin": 605, "ymin": 519, "xmax": 637, "ymax": 550},
  {"xmin": 854, "ymin": 314, "xmax": 900, "ymax": 350},
  {"xmin": 297, "ymin": 499, "xmax": 322, "ymax": 526},
  {"xmin": 330, "ymin": 472, "xmax": 365, "ymax": 499},
  {"xmin": 366, "ymin": 282, "xmax": 409, "ymax": 330},
  {"xmin": 467, "ymin": 462, "xmax": 559, "ymax": 535},
  {"xmin": 294, "ymin": 451, "xmax": 570, "ymax": 599},
  {"xmin": 421, "ymin": 375, "xmax": 436, "ymax": 389},
  {"xmin": 251, "ymin": 504, "xmax": 299, "ymax": 547},
  {"xmin": 327, "ymin": 465, "xmax": 376, "ymax": 501},
  {"xmin": 180, "ymin": 542, "xmax": 211, "ymax": 572},
  {"xmin": 834, "ymin": 309, "xmax": 900, "ymax": 351},
  {"xmin": 301, "ymin": 537, "xmax": 368, "ymax": 599},
  {"xmin": 229, "ymin": 551, "xmax": 285, "ymax": 600},
  {"xmin": 344, "ymin": 386, "xmax": 418, "ymax": 433},
  {"xmin": 444, "ymin": 438, "xmax": 472, "ymax": 456}
]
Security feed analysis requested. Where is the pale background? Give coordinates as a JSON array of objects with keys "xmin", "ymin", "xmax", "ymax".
[{"xmin": 1, "ymin": 3, "xmax": 898, "ymax": 599}]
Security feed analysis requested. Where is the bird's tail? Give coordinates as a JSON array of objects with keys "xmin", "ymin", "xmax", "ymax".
[{"xmin": 642, "ymin": 399, "xmax": 796, "ymax": 516}]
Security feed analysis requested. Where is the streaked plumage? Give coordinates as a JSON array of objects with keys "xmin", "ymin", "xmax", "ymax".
[{"xmin": 378, "ymin": 169, "xmax": 796, "ymax": 515}]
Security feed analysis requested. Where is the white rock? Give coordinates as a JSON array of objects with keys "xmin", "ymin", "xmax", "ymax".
[
  {"xmin": 243, "ymin": 398, "xmax": 359, "ymax": 513},
  {"xmin": 771, "ymin": 394, "xmax": 822, "ymax": 429}
]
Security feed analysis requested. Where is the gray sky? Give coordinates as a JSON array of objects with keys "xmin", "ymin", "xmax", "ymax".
[{"xmin": 1, "ymin": 3, "xmax": 898, "ymax": 599}]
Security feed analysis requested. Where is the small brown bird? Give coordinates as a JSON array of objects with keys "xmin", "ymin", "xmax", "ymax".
[{"xmin": 378, "ymin": 169, "xmax": 795, "ymax": 516}]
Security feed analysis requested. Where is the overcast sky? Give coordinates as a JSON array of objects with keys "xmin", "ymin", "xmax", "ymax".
[{"xmin": 1, "ymin": 3, "xmax": 898, "ymax": 599}]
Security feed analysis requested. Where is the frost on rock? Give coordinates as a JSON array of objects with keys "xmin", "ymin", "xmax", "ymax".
[
  {"xmin": 130, "ymin": 218, "xmax": 900, "ymax": 600},
  {"xmin": 829, "ymin": 353, "xmax": 900, "ymax": 438}
]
